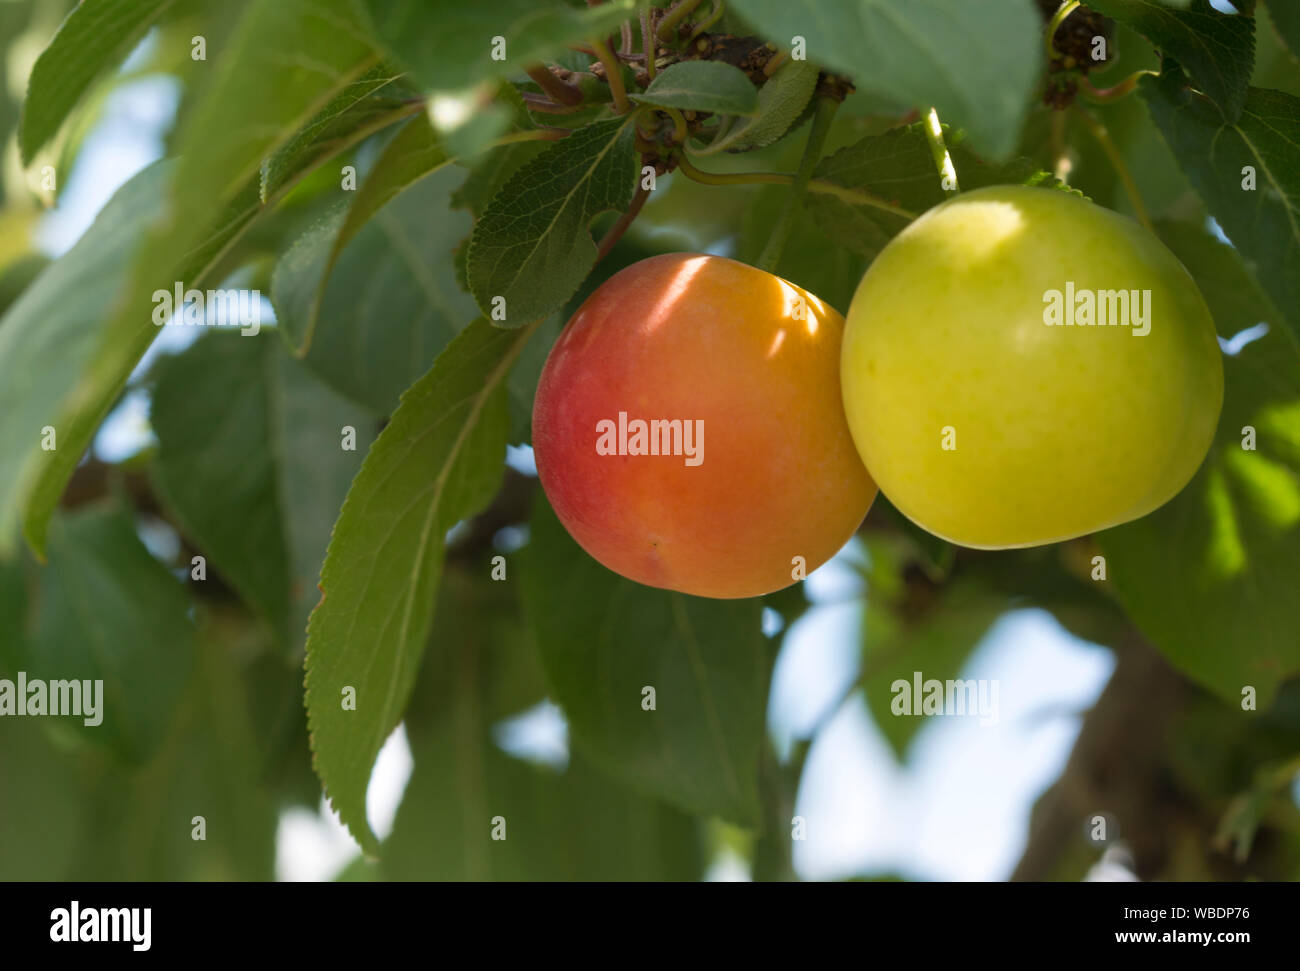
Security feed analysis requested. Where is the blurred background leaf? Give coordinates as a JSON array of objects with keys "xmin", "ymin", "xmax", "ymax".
[{"xmin": 521, "ymin": 495, "xmax": 769, "ymax": 828}]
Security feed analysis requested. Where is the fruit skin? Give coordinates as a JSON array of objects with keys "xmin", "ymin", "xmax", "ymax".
[
  {"xmin": 533, "ymin": 252, "xmax": 876, "ymax": 599},
  {"xmin": 841, "ymin": 184, "xmax": 1223, "ymax": 550}
]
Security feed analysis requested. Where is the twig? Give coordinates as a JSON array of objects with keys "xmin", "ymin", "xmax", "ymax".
[{"xmin": 524, "ymin": 64, "xmax": 584, "ymax": 105}]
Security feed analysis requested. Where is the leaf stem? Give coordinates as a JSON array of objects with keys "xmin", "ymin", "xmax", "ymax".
[
  {"xmin": 675, "ymin": 154, "xmax": 917, "ymax": 220},
  {"xmin": 923, "ymin": 106, "xmax": 959, "ymax": 196},
  {"xmin": 591, "ymin": 37, "xmax": 631, "ymax": 112},
  {"xmin": 657, "ymin": 0, "xmax": 705, "ymax": 42},
  {"xmin": 520, "ymin": 91, "xmax": 587, "ymax": 114},
  {"xmin": 496, "ymin": 128, "xmax": 569, "ymax": 144},
  {"xmin": 757, "ymin": 97, "xmax": 839, "ymax": 272},
  {"xmin": 661, "ymin": 105, "xmax": 688, "ymax": 144},
  {"xmin": 641, "ymin": 3, "xmax": 658, "ymax": 80},
  {"xmin": 524, "ymin": 65, "xmax": 584, "ymax": 105},
  {"xmin": 1045, "ymin": 1, "xmax": 1081, "ymax": 60},
  {"xmin": 1072, "ymin": 106, "xmax": 1153, "ymax": 232},
  {"xmin": 685, "ymin": 0, "xmax": 725, "ymax": 43}
]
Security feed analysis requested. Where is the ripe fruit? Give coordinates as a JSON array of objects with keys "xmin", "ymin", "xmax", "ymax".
[
  {"xmin": 840, "ymin": 184, "xmax": 1223, "ymax": 549},
  {"xmin": 533, "ymin": 253, "xmax": 876, "ymax": 598}
]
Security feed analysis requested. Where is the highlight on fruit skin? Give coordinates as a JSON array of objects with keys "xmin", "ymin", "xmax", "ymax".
[
  {"xmin": 532, "ymin": 252, "xmax": 877, "ymax": 599},
  {"xmin": 840, "ymin": 183, "xmax": 1224, "ymax": 551}
]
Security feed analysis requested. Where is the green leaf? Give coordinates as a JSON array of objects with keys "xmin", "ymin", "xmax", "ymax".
[
  {"xmin": 170, "ymin": 0, "xmax": 382, "ymax": 218},
  {"xmin": 1151, "ymin": 217, "xmax": 1278, "ymax": 340},
  {"xmin": 804, "ymin": 122, "xmax": 1071, "ymax": 260},
  {"xmin": 1141, "ymin": 70, "xmax": 1300, "ymax": 349},
  {"xmin": 273, "ymin": 114, "xmax": 453, "ymax": 355},
  {"xmin": 1262, "ymin": 0, "xmax": 1300, "ymax": 60},
  {"xmin": 304, "ymin": 318, "xmax": 538, "ymax": 854},
  {"xmin": 11, "ymin": 505, "xmax": 195, "ymax": 763},
  {"xmin": 700, "ymin": 59, "xmax": 819, "ymax": 154},
  {"xmin": 738, "ymin": 184, "xmax": 869, "ymax": 314},
  {"xmin": 860, "ymin": 577, "xmax": 1004, "ymax": 760},
  {"xmin": 520, "ymin": 495, "xmax": 768, "ymax": 827},
  {"xmin": 636, "ymin": 60, "xmax": 760, "ymax": 115},
  {"xmin": 0, "ymin": 722, "xmax": 86, "ymax": 880},
  {"xmin": 76, "ymin": 625, "xmax": 279, "ymax": 880},
  {"xmin": 0, "ymin": 162, "xmax": 170, "ymax": 556},
  {"xmin": 0, "ymin": 254, "xmax": 49, "ymax": 318},
  {"xmin": 2, "ymin": 0, "xmax": 400, "ymax": 560},
  {"xmin": 403, "ymin": 567, "xmax": 549, "ymax": 728},
  {"xmin": 728, "ymin": 0, "xmax": 1041, "ymax": 158},
  {"xmin": 18, "ymin": 0, "xmax": 179, "ymax": 164},
  {"xmin": 505, "ymin": 314, "xmax": 562, "ymax": 444},
  {"xmin": 467, "ymin": 117, "xmax": 638, "ymax": 325},
  {"xmin": 387, "ymin": 736, "xmax": 706, "ymax": 879},
  {"xmin": 1099, "ymin": 222, "xmax": 1300, "ymax": 708},
  {"xmin": 273, "ymin": 349, "xmax": 381, "ymax": 644},
  {"xmin": 383, "ymin": 566, "xmax": 703, "ymax": 879},
  {"xmin": 1088, "ymin": 0, "xmax": 1256, "ymax": 120},
  {"xmin": 283, "ymin": 168, "xmax": 478, "ymax": 415},
  {"xmin": 358, "ymin": 0, "xmax": 636, "ymax": 93},
  {"xmin": 151, "ymin": 334, "xmax": 290, "ymax": 636},
  {"xmin": 150, "ymin": 331, "xmax": 376, "ymax": 645},
  {"xmin": 260, "ymin": 66, "xmax": 415, "ymax": 203},
  {"xmin": 451, "ymin": 142, "xmax": 550, "ymax": 218}
]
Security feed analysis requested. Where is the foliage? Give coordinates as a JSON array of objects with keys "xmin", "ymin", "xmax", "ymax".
[{"xmin": 0, "ymin": 0, "xmax": 1297, "ymax": 882}]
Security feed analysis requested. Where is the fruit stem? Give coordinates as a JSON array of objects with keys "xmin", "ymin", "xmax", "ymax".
[
  {"xmin": 675, "ymin": 154, "xmax": 917, "ymax": 220},
  {"xmin": 524, "ymin": 65, "xmax": 584, "ymax": 106},
  {"xmin": 596, "ymin": 179, "xmax": 651, "ymax": 263},
  {"xmin": 1045, "ymin": 1, "xmax": 1081, "ymax": 61},
  {"xmin": 756, "ymin": 97, "xmax": 840, "ymax": 272},
  {"xmin": 657, "ymin": 0, "xmax": 705, "ymax": 42},
  {"xmin": 923, "ymin": 106, "xmax": 960, "ymax": 196},
  {"xmin": 1072, "ymin": 105, "xmax": 1154, "ymax": 232},
  {"xmin": 591, "ymin": 37, "xmax": 631, "ymax": 112}
]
